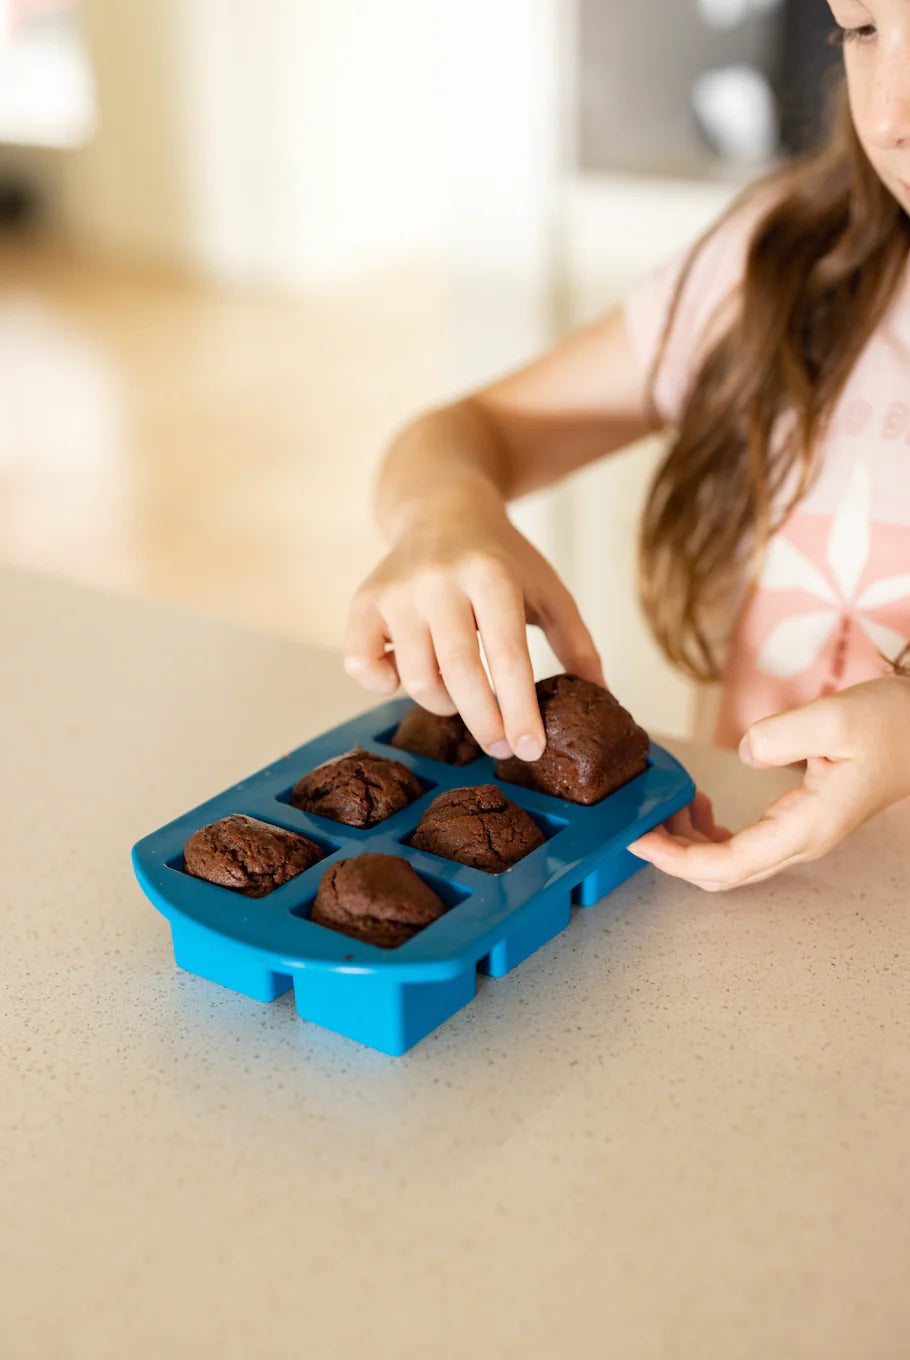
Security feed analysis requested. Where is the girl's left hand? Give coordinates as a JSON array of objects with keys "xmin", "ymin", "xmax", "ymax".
[{"xmin": 629, "ymin": 675, "xmax": 910, "ymax": 892}]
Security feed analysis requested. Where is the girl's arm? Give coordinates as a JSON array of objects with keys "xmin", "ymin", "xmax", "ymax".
[
  {"xmin": 344, "ymin": 306, "xmax": 654, "ymax": 760},
  {"xmin": 629, "ymin": 675, "xmax": 910, "ymax": 890}
]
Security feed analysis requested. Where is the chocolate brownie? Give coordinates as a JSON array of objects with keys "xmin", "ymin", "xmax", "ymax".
[
  {"xmin": 496, "ymin": 673, "xmax": 649, "ymax": 805},
  {"xmin": 311, "ymin": 853, "xmax": 446, "ymax": 949},
  {"xmin": 184, "ymin": 814, "xmax": 324, "ymax": 898},
  {"xmin": 291, "ymin": 747, "xmax": 423, "ymax": 828},
  {"xmin": 411, "ymin": 784, "xmax": 545, "ymax": 873},
  {"xmin": 389, "ymin": 706, "xmax": 482, "ymax": 766}
]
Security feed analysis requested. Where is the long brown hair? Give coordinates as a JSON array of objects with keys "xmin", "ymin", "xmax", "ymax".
[{"xmin": 638, "ymin": 84, "xmax": 910, "ymax": 682}]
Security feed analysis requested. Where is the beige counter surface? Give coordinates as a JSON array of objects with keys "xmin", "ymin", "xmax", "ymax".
[{"xmin": 2, "ymin": 567, "xmax": 908, "ymax": 1360}]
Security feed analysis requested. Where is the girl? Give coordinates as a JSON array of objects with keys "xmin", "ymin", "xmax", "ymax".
[{"xmin": 344, "ymin": 0, "xmax": 910, "ymax": 892}]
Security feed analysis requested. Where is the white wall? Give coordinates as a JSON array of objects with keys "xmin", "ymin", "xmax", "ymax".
[
  {"xmin": 57, "ymin": 0, "xmax": 564, "ymax": 312},
  {"xmin": 59, "ymin": 0, "xmax": 443, "ymax": 282}
]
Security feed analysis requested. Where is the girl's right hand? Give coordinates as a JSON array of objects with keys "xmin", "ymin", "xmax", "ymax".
[{"xmin": 343, "ymin": 488, "xmax": 606, "ymax": 761}]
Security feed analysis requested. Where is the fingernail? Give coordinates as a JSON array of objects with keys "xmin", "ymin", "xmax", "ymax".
[
  {"xmin": 516, "ymin": 734, "xmax": 544, "ymax": 762},
  {"xmin": 738, "ymin": 733, "xmax": 756, "ymax": 767},
  {"xmin": 488, "ymin": 740, "xmax": 511, "ymax": 759}
]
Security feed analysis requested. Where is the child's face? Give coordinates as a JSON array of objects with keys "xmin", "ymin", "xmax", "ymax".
[{"xmin": 829, "ymin": 0, "xmax": 910, "ymax": 209}]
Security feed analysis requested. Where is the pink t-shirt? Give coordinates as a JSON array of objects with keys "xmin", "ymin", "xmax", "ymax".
[{"xmin": 624, "ymin": 196, "xmax": 910, "ymax": 747}]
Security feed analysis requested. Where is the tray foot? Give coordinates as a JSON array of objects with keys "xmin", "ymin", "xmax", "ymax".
[
  {"xmin": 572, "ymin": 848, "xmax": 644, "ymax": 908},
  {"xmin": 478, "ymin": 891, "xmax": 572, "ymax": 979},
  {"xmin": 292, "ymin": 966, "xmax": 477, "ymax": 1056},
  {"xmin": 170, "ymin": 918, "xmax": 292, "ymax": 1001}
]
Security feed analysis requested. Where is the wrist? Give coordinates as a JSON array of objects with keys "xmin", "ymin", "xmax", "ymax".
[{"xmin": 380, "ymin": 474, "xmax": 508, "ymax": 544}]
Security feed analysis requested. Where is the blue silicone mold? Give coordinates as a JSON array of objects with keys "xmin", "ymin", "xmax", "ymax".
[{"xmin": 132, "ymin": 696, "xmax": 695, "ymax": 1055}]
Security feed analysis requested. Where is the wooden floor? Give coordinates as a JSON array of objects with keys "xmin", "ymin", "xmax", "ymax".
[{"xmin": 0, "ymin": 235, "xmax": 451, "ymax": 647}]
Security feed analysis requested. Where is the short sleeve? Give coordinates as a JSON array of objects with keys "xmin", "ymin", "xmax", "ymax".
[{"xmin": 622, "ymin": 192, "xmax": 772, "ymax": 426}]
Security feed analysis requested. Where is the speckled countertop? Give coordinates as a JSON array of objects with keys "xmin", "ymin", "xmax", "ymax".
[{"xmin": 2, "ymin": 567, "xmax": 908, "ymax": 1360}]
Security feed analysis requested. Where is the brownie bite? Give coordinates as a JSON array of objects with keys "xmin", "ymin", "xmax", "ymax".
[
  {"xmin": 496, "ymin": 673, "xmax": 648, "ymax": 806},
  {"xmin": 184, "ymin": 814, "xmax": 324, "ymax": 898},
  {"xmin": 411, "ymin": 784, "xmax": 545, "ymax": 873},
  {"xmin": 291, "ymin": 747, "xmax": 423, "ymax": 828},
  {"xmin": 311, "ymin": 853, "xmax": 446, "ymax": 950},
  {"xmin": 389, "ymin": 706, "xmax": 482, "ymax": 767}
]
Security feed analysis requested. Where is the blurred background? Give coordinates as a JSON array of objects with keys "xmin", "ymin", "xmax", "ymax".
[{"xmin": 0, "ymin": 0, "xmax": 839, "ymax": 738}]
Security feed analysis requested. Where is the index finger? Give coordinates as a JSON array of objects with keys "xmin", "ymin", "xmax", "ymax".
[
  {"xmin": 628, "ymin": 785, "xmax": 818, "ymax": 890},
  {"xmin": 471, "ymin": 577, "xmax": 545, "ymax": 761},
  {"xmin": 425, "ymin": 589, "xmax": 511, "ymax": 756}
]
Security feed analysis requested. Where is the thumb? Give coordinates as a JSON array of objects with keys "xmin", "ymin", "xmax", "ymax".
[{"xmin": 739, "ymin": 698, "xmax": 844, "ymax": 769}]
